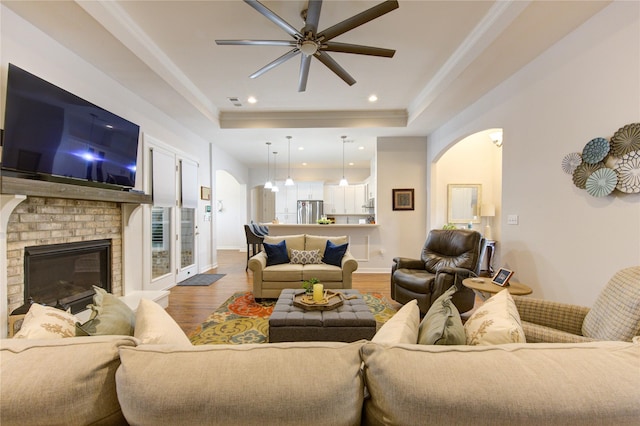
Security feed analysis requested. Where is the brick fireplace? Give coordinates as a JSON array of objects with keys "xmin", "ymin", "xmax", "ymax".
[{"xmin": 5, "ymin": 196, "xmax": 123, "ymax": 317}]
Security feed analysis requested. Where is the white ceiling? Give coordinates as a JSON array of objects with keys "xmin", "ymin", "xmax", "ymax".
[{"xmin": 4, "ymin": 0, "xmax": 610, "ymax": 170}]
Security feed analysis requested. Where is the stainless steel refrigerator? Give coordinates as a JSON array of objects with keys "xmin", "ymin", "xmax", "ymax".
[{"xmin": 297, "ymin": 200, "xmax": 323, "ymax": 224}]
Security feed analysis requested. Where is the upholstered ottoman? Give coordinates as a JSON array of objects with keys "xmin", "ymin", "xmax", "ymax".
[{"xmin": 269, "ymin": 289, "xmax": 376, "ymax": 343}]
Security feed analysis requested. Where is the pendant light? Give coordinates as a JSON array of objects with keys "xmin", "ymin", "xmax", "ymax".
[
  {"xmin": 271, "ymin": 151, "xmax": 279, "ymax": 192},
  {"xmin": 339, "ymin": 135, "xmax": 348, "ymax": 187},
  {"xmin": 263, "ymin": 142, "xmax": 272, "ymax": 189},
  {"xmin": 285, "ymin": 136, "xmax": 294, "ymax": 186}
]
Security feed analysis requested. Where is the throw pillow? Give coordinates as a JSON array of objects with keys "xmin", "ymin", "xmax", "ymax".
[
  {"xmin": 263, "ymin": 240, "xmax": 290, "ymax": 266},
  {"xmin": 13, "ymin": 303, "xmax": 78, "ymax": 339},
  {"xmin": 76, "ymin": 286, "xmax": 135, "ymax": 336},
  {"xmin": 322, "ymin": 240, "xmax": 348, "ymax": 267},
  {"xmin": 134, "ymin": 299, "xmax": 192, "ymax": 346},
  {"xmin": 417, "ymin": 286, "xmax": 465, "ymax": 345},
  {"xmin": 289, "ymin": 249, "xmax": 322, "ymax": 265},
  {"xmin": 372, "ymin": 299, "xmax": 420, "ymax": 344},
  {"xmin": 464, "ymin": 289, "xmax": 526, "ymax": 345}
]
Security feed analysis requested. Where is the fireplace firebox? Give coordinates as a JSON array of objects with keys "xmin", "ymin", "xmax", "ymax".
[{"xmin": 22, "ymin": 239, "xmax": 112, "ymax": 314}]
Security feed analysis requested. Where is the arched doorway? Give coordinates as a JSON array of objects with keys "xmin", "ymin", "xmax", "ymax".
[{"xmin": 432, "ymin": 128, "xmax": 503, "ymax": 270}]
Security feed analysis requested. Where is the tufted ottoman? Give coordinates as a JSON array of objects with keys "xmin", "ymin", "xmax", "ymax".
[{"xmin": 269, "ymin": 289, "xmax": 377, "ymax": 343}]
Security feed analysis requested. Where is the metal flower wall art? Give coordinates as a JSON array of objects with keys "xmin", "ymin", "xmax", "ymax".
[{"xmin": 562, "ymin": 122, "xmax": 640, "ymax": 197}]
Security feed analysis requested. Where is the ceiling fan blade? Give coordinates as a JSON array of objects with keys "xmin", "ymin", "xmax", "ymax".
[
  {"xmin": 315, "ymin": 51, "xmax": 356, "ymax": 86},
  {"xmin": 323, "ymin": 41, "xmax": 395, "ymax": 58},
  {"xmin": 216, "ymin": 40, "xmax": 298, "ymax": 47},
  {"xmin": 244, "ymin": 0, "xmax": 302, "ymax": 40},
  {"xmin": 250, "ymin": 48, "xmax": 301, "ymax": 79},
  {"xmin": 318, "ymin": 0, "xmax": 399, "ymax": 42},
  {"xmin": 298, "ymin": 55, "xmax": 312, "ymax": 92},
  {"xmin": 303, "ymin": 0, "xmax": 323, "ymax": 34}
]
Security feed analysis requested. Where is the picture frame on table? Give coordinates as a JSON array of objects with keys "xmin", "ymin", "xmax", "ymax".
[
  {"xmin": 492, "ymin": 268, "xmax": 514, "ymax": 286},
  {"xmin": 392, "ymin": 188, "xmax": 415, "ymax": 211}
]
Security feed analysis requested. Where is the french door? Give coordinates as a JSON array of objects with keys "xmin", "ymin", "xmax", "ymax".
[{"xmin": 147, "ymin": 140, "xmax": 198, "ymax": 289}]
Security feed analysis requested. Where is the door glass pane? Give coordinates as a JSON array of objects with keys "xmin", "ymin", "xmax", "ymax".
[
  {"xmin": 151, "ymin": 206, "xmax": 171, "ymax": 278},
  {"xmin": 180, "ymin": 207, "xmax": 195, "ymax": 268}
]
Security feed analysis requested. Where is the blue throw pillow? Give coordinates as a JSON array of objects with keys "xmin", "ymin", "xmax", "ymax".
[
  {"xmin": 322, "ymin": 240, "xmax": 348, "ymax": 267},
  {"xmin": 263, "ymin": 240, "xmax": 289, "ymax": 266}
]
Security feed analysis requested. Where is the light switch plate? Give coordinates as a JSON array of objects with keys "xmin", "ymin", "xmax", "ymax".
[{"xmin": 507, "ymin": 214, "xmax": 519, "ymax": 225}]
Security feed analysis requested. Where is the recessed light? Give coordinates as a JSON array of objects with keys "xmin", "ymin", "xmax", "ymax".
[
  {"xmin": 298, "ymin": 147, "xmax": 304, "ymax": 151},
  {"xmin": 247, "ymin": 96, "xmax": 257, "ymax": 104},
  {"xmin": 368, "ymin": 94, "xmax": 378, "ymax": 102},
  {"xmin": 358, "ymin": 146, "xmax": 364, "ymax": 150},
  {"xmin": 349, "ymin": 162, "xmax": 354, "ymax": 166},
  {"xmin": 302, "ymin": 162, "xmax": 308, "ymax": 166}
]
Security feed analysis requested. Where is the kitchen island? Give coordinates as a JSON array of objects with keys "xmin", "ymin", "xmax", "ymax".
[{"xmin": 264, "ymin": 223, "xmax": 379, "ymax": 265}]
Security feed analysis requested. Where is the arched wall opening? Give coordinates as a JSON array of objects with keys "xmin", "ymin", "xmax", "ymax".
[{"xmin": 430, "ymin": 128, "xmax": 503, "ymax": 267}]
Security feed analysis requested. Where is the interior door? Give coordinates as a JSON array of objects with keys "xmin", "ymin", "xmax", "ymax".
[
  {"xmin": 177, "ymin": 207, "xmax": 197, "ymax": 281},
  {"xmin": 177, "ymin": 159, "xmax": 198, "ymax": 282}
]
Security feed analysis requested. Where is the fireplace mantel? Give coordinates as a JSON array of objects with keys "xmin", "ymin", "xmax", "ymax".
[{"xmin": 1, "ymin": 176, "xmax": 152, "ymax": 204}]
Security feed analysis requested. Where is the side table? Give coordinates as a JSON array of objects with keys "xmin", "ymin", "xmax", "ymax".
[{"xmin": 462, "ymin": 277, "xmax": 532, "ymax": 301}]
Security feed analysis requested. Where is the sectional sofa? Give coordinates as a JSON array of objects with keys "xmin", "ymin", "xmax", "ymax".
[{"xmin": 2, "ymin": 297, "xmax": 638, "ymax": 425}]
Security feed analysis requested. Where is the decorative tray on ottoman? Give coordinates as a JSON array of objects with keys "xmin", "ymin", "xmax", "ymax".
[{"xmin": 293, "ymin": 290, "xmax": 355, "ymax": 311}]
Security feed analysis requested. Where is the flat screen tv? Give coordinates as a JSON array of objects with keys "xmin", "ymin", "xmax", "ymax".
[{"xmin": 2, "ymin": 63, "xmax": 140, "ymax": 190}]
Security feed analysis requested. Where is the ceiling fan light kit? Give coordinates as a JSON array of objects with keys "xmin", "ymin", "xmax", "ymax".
[{"xmin": 216, "ymin": 0, "xmax": 399, "ymax": 92}]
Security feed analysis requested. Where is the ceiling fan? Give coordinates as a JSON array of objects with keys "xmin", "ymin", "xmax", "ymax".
[{"xmin": 215, "ymin": 0, "xmax": 399, "ymax": 92}]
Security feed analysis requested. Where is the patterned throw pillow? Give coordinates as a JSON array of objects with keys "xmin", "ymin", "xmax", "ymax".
[
  {"xmin": 463, "ymin": 289, "xmax": 526, "ymax": 345},
  {"xmin": 290, "ymin": 249, "xmax": 322, "ymax": 265},
  {"xmin": 13, "ymin": 303, "xmax": 78, "ymax": 339}
]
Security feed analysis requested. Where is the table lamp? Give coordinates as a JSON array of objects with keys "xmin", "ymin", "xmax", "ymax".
[{"xmin": 481, "ymin": 203, "xmax": 496, "ymax": 240}]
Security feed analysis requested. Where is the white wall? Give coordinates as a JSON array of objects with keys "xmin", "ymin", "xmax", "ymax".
[
  {"xmin": 377, "ymin": 137, "xmax": 429, "ymax": 262},
  {"xmin": 427, "ymin": 1, "xmax": 640, "ymax": 306}
]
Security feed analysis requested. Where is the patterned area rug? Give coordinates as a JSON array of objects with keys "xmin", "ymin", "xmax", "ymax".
[{"xmin": 188, "ymin": 291, "xmax": 397, "ymax": 345}]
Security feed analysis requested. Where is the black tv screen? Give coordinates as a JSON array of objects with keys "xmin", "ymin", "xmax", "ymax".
[{"xmin": 2, "ymin": 64, "xmax": 140, "ymax": 189}]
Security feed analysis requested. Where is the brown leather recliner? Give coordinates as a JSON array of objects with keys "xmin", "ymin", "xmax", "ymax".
[{"xmin": 391, "ymin": 229, "xmax": 485, "ymax": 314}]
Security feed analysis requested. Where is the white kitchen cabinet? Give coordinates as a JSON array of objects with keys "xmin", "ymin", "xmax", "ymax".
[
  {"xmin": 354, "ymin": 184, "xmax": 367, "ymax": 213},
  {"xmin": 297, "ymin": 181, "xmax": 324, "ymax": 200},
  {"xmin": 274, "ymin": 181, "xmax": 297, "ymax": 217}
]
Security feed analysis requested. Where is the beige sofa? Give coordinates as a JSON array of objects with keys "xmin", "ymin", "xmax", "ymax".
[
  {"xmin": 2, "ymin": 335, "xmax": 638, "ymax": 425},
  {"xmin": 3, "ymin": 292, "xmax": 640, "ymax": 425},
  {"xmin": 248, "ymin": 234, "xmax": 358, "ymax": 299}
]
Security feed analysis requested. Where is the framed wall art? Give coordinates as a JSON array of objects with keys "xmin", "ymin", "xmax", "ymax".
[
  {"xmin": 392, "ymin": 188, "xmax": 414, "ymax": 211},
  {"xmin": 200, "ymin": 186, "xmax": 211, "ymax": 201}
]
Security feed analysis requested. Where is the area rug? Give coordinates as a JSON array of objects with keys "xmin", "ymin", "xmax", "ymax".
[
  {"xmin": 177, "ymin": 273, "xmax": 226, "ymax": 286},
  {"xmin": 188, "ymin": 291, "xmax": 397, "ymax": 345}
]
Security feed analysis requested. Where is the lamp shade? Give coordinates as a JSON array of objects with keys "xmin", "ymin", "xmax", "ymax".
[{"xmin": 481, "ymin": 203, "xmax": 496, "ymax": 217}]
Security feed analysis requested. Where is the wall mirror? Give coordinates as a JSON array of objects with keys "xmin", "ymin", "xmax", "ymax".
[{"xmin": 447, "ymin": 184, "xmax": 482, "ymax": 224}]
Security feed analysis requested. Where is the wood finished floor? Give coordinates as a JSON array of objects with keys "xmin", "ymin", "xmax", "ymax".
[{"xmin": 166, "ymin": 250, "xmax": 403, "ymax": 334}]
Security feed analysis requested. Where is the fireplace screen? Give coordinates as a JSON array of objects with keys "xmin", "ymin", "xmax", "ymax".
[{"xmin": 24, "ymin": 240, "xmax": 111, "ymax": 314}]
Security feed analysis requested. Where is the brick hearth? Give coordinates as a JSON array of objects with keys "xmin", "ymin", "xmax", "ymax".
[{"xmin": 6, "ymin": 197, "xmax": 122, "ymax": 315}]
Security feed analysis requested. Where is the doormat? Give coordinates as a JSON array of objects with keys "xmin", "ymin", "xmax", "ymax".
[
  {"xmin": 188, "ymin": 291, "xmax": 397, "ymax": 345},
  {"xmin": 177, "ymin": 273, "xmax": 226, "ymax": 286}
]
